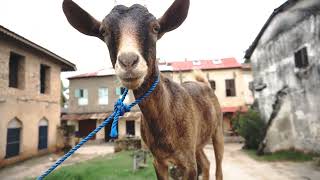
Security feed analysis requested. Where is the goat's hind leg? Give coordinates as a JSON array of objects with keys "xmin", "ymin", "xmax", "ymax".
[
  {"xmin": 212, "ymin": 126, "xmax": 224, "ymax": 180},
  {"xmin": 196, "ymin": 149, "xmax": 210, "ymax": 180}
]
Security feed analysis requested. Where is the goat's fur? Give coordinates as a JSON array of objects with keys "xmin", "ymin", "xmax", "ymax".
[{"xmin": 62, "ymin": 0, "xmax": 224, "ymax": 179}]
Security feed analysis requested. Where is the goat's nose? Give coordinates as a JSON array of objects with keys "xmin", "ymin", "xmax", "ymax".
[{"xmin": 118, "ymin": 53, "xmax": 139, "ymax": 69}]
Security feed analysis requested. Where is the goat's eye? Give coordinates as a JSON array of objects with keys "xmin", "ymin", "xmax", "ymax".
[{"xmin": 152, "ymin": 24, "xmax": 160, "ymax": 34}]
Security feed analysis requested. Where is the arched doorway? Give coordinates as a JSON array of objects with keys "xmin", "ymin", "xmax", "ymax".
[
  {"xmin": 6, "ymin": 118, "xmax": 22, "ymax": 158},
  {"xmin": 38, "ymin": 118, "xmax": 48, "ymax": 150}
]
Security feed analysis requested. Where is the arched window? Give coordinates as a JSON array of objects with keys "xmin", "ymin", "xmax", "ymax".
[
  {"xmin": 6, "ymin": 118, "xmax": 22, "ymax": 158},
  {"xmin": 38, "ymin": 118, "xmax": 48, "ymax": 150}
]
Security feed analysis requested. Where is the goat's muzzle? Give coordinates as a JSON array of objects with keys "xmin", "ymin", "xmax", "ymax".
[{"xmin": 115, "ymin": 52, "xmax": 148, "ymax": 90}]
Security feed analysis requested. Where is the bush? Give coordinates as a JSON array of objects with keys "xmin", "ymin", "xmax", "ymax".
[{"xmin": 231, "ymin": 109, "xmax": 266, "ymax": 150}]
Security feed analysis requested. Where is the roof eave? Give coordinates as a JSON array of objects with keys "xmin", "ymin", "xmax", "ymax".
[
  {"xmin": 244, "ymin": 0, "xmax": 297, "ymax": 60},
  {"xmin": 0, "ymin": 25, "xmax": 76, "ymax": 71}
]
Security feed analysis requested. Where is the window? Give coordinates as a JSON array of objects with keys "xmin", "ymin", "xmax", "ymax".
[
  {"xmin": 38, "ymin": 118, "xmax": 48, "ymax": 150},
  {"xmin": 210, "ymin": 80, "xmax": 216, "ymax": 90},
  {"xmin": 9, "ymin": 52, "xmax": 25, "ymax": 89},
  {"xmin": 212, "ymin": 59, "xmax": 222, "ymax": 64},
  {"xmin": 99, "ymin": 88, "xmax": 108, "ymax": 105},
  {"xmin": 116, "ymin": 87, "xmax": 126, "ymax": 97},
  {"xmin": 126, "ymin": 120, "xmax": 135, "ymax": 136},
  {"xmin": 75, "ymin": 89, "xmax": 88, "ymax": 105},
  {"xmin": 6, "ymin": 118, "xmax": 22, "ymax": 158},
  {"xmin": 225, "ymin": 79, "xmax": 236, "ymax": 97},
  {"xmin": 294, "ymin": 47, "xmax": 309, "ymax": 68},
  {"xmin": 192, "ymin": 60, "xmax": 201, "ymax": 66},
  {"xmin": 40, "ymin": 64, "xmax": 50, "ymax": 94}
]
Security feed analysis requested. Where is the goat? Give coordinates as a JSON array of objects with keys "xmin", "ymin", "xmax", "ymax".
[{"xmin": 62, "ymin": 0, "xmax": 224, "ymax": 179}]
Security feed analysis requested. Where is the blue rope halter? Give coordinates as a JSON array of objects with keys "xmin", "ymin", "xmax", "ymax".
[{"xmin": 37, "ymin": 76, "xmax": 160, "ymax": 180}]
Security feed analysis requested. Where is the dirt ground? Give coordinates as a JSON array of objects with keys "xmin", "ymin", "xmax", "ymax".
[
  {"xmin": 0, "ymin": 143, "xmax": 319, "ymax": 180},
  {"xmin": 205, "ymin": 143, "xmax": 320, "ymax": 180}
]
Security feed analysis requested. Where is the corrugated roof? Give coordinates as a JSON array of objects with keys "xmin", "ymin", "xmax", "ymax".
[
  {"xmin": 68, "ymin": 68, "xmax": 116, "ymax": 79},
  {"xmin": 0, "ymin": 25, "xmax": 76, "ymax": 71},
  {"xmin": 222, "ymin": 106, "xmax": 248, "ymax": 113},
  {"xmin": 169, "ymin": 58, "xmax": 242, "ymax": 71},
  {"xmin": 61, "ymin": 113, "xmax": 111, "ymax": 121}
]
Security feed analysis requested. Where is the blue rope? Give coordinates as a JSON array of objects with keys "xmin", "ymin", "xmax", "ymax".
[{"xmin": 37, "ymin": 76, "xmax": 160, "ymax": 180}]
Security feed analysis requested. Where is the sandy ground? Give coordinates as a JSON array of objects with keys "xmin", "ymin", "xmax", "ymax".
[
  {"xmin": 0, "ymin": 143, "xmax": 319, "ymax": 180},
  {"xmin": 205, "ymin": 143, "xmax": 320, "ymax": 180}
]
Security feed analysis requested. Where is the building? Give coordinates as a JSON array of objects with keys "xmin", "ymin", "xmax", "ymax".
[
  {"xmin": 245, "ymin": 0, "xmax": 320, "ymax": 153},
  {"xmin": 62, "ymin": 69, "xmax": 142, "ymax": 143},
  {"xmin": 168, "ymin": 58, "xmax": 253, "ymax": 131},
  {"xmin": 0, "ymin": 25, "xmax": 76, "ymax": 167}
]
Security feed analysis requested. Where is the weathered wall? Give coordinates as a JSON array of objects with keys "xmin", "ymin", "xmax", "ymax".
[
  {"xmin": 251, "ymin": 14, "xmax": 320, "ymax": 153},
  {"xmin": 0, "ymin": 37, "xmax": 62, "ymax": 167}
]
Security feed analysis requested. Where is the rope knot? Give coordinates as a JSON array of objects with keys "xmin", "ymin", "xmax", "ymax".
[{"xmin": 114, "ymin": 99, "xmax": 130, "ymax": 116}]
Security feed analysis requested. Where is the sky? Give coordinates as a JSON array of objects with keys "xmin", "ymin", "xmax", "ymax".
[{"xmin": 0, "ymin": 0, "xmax": 286, "ymax": 81}]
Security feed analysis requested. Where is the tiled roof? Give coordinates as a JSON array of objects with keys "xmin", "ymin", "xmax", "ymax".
[
  {"xmin": 169, "ymin": 58, "xmax": 242, "ymax": 71},
  {"xmin": 0, "ymin": 25, "xmax": 76, "ymax": 71}
]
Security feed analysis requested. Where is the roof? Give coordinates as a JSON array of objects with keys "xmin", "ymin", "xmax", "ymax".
[
  {"xmin": 61, "ymin": 113, "xmax": 111, "ymax": 121},
  {"xmin": 241, "ymin": 63, "xmax": 252, "ymax": 70},
  {"xmin": 0, "ymin": 25, "xmax": 76, "ymax": 71},
  {"xmin": 244, "ymin": 0, "xmax": 301, "ymax": 61},
  {"xmin": 61, "ymin": 112, "xmax": 141, "ymax": 121},
  {"xmin": 169, "ymin": 58, "xmax": 242, "ymax": 71},
  {"xmin": 68, "ymin": 63, "xmax": 174, "ymax": 79},
  {"xmin": 68, "ymin": 68, "xmax": 116, "ymax": 79},
  {"xmin": 69, "ymin": 58, "xmax": 246, "ymax": 79},
  {"xmin": 222, "ymin": 106, "xmax": 248, "ymax": 113}
]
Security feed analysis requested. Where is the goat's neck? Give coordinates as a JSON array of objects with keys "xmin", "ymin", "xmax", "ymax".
[{"xmin": 133, "ymin": 69, "xmax": 169, "ymax": 121}]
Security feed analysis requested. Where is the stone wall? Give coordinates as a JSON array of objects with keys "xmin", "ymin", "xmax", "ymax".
[{"xmin": 251, "ymin": 15, "xmax": 320, "ymax": 153}]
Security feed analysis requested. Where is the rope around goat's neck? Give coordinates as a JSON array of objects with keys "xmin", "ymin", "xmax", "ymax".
[{"xmin": 37, "ymin": 76, "xmax": 160, "ymax": 180}]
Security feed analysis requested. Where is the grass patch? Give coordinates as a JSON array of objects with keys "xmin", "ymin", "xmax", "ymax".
[
  {"xmin": 29, "ymin": 151, "xmax": 156, "ymax": 180},
  {"xmin": 244, "ymin": 149, "xmax": 318, "ymax": 162}
]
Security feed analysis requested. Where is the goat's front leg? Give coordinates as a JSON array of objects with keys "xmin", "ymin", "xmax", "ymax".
[
  {"xmin": 153, "ymin": 159, "xmax": 169, "ymax": 180},
  {"xmin": 176, "ymin": 153, "xmax": 198, "ymax": 180}
]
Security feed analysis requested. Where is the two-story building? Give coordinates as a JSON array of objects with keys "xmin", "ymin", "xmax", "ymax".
[
  {"xmin": 0, "ymin": 25, "xmax": 76, "ymax": 167},
  {"xmin": 168, "ymin": 58, "xmax": 253, "ymax": 131},
  {"xmin": 62, "ymin": 68, "xmax": 141, "ymax": 143}
]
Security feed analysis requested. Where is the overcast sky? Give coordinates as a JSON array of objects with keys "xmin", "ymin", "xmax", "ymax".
[{"xmin": 0, "ymin": 0, "xmax": 285, "ymax": 79}]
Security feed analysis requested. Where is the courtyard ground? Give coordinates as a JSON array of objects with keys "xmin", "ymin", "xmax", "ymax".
[{"xmin": 0, "ymin": 143, "xmax": 319, "ymax": 180}]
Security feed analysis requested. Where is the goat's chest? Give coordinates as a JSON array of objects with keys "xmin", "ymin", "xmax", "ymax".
[
  {"xmin": 141, "ymin": 119, "xmax": 177, "ymax": 156},
  {"xmin": 141, "ymin": 116, "xmax": 192, "ymax": 156}
]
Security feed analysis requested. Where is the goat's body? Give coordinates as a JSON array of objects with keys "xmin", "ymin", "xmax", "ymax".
[
  {"xmin": 137, "ymin": 73, "xmax": 224, "ymax": 180},
  {"xmin": 62, "ymin": 0, "xmax": 223, "ymax": 178}
]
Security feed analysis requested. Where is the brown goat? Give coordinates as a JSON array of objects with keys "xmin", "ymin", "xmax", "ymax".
[{"xmin": 62, "ymin": 0, "xmax": 224, "ymax": 179}]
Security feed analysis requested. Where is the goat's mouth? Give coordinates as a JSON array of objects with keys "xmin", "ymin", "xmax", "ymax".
[{"xmin": 117, "ymin": 73, "xmax": 146, "ymax": 89}]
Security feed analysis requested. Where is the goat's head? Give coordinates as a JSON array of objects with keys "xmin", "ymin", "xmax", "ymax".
[{"xmin": 63, "ymin": 0, "xmax": 189, "ymax": 89}]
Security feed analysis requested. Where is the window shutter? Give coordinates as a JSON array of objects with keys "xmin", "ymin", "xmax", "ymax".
[
  {"xmin": 83, "ymin": 89, "xmax": 88, "ymax": 98},
  {"xmin": 75, "ymin": 89, "xmax": 80, "ymax": 98}
]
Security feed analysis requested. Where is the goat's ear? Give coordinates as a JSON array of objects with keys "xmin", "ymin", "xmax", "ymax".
[
  {"xmin": 158, "ymin": 0, "xmax": 190, "ymax": 39},
  {"xmin": 62, "ymin": 0, "xmax": 101, "ymax": 38}
]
